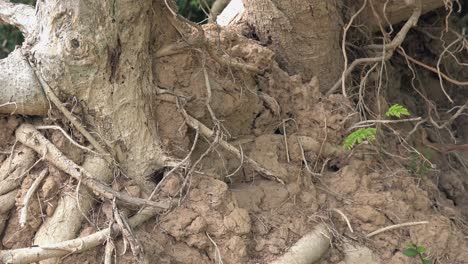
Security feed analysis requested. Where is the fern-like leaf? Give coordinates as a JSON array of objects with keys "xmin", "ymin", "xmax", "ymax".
[
  {"xmin": 386, "ymin": 104, "xmax": 410, "ymax": 118},
  {"xmin": 343, "ymin": 128, "xmax": 377, "ymax": 150}
]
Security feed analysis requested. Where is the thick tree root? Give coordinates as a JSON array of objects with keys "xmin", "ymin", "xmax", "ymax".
[
  {"xmin": 270, "ymin": 224, "xmax": 331, "ymax": 264},
  {"xmin": 0, "ymin": 49, "xmax": 47, "ymax": 116},
  {"xmin": 0, "ymin": 206, "xmax": 159, "ymax": 263},
  {"xmin": 33, "ymin": 156, "xmax": 113, "ymax": 264},
  {"xmin": 0, "ymin": 190, "xmax": 18, "ymax": 236},
  {"xmin": 15, "ymin": 124, "xmax": 169, "ymax": 209},
  {"xmin": 0, "ymin": 146, "xmax": 36, "ymax": 195},
  {"xmin": 270, "ymin": 224, "xmax": 382, "ymax": 264},
  {"xmin": 344, "ymin": 243, "xmax": 381, "ymax": 264},
  {"xmin": 0, "ymin": 146, "xmax": 36, "ymax": 235}
]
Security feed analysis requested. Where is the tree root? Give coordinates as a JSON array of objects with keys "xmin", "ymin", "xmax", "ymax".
[
  {"xmin": 0, "ymin": 190, "xmax": 18, "ymax": 235},
  {"xmin": 327, "ymin": 0, "xmax": 422, "ymax": 96},
  {"xmin": 0, "ymin": 145, "xmax": 36, "ymax": 195},
  {"xmin": 19, "ymin": 168, "xmax": 48, "ymax": 228},
  {"xmin": 269, "ymin": 223, "xmax": 384, "ymax": 264},
  {"xmin": 0, "ymin": 206, "xmax": 159, "ymax": 263},
  {"xmin": 366, "ymin": 221, "xmax": 429, "ymax": 238},
  {"xmin": 0, "ymin": 145, "xmax": 37, "ymax": 236},
  {"xmin": 15, "ymin": 123, "xmax": 169, "ymax": 209},
  {"xmin": 182, "ymin": 111, "xmax": 286, "ymax": 183},
  {"xmin": 0, "ymin": 49, "xmax": 47, "ymax": 116},
  {"xmin": 344, "ymin": 242, "xmax": 381, "ymax": 264},
  {"xmin": 270, "ymin": 224, "xmax": 331, "ymax": 264},
  {"xmin": 33, "ymin": 155, "xmax": 113, "ymax": 264}
]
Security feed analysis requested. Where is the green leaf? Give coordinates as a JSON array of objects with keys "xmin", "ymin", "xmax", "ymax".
[
  {"xmin": 423, "ymin": 260, "xmax": 432, "ymax": 264},
  {"xmin": 402, "ymin": 248, "xmax": 419, "ymax": 257},
  {"xmin": 343, "ymin": 128, "xmax": 377, "ymax": 150},
  {"xmin": 416, "ymin": 246, "xmax": 425, "ymax": 253},
  {"xmin": 385, "ymin": 104, "xmax": 411, "ymax": 118}
]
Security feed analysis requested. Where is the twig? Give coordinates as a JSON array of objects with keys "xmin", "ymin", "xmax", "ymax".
[
  {"xmin": 35, "ymin": 125, "xmax": 99, "ymax": 155},
  {"xmin": 16, "ymin": 124, "xmax": 170, "ymax": 210},
  {"xmin": 19, "ymin": 168, "xmax": 48, "ymax": 227},
  {"xmin": 147, "ymin": 127, "xmax": 199, "ymax": 201},
  {"xmin": 429, "ymin": 102, "xmax": 468, "ymax": 129},
  {"xmin": 405, "ymin": 118, "xmax": 427, "ymax": 139},
  {"xmin": 180, "ymin": 109, "xmax": 285, "ymax": 183},
  {"xmin": 397, "ymin": 49, "xmax": 468, "ymax": 86},
  {"xmin": 28, "ymin": 64, "xmax": 111, "ymax": 158},
  {"xmin": 348, "ymin": 117, "xmax": 422, "ymax": 130},
  {"xmin": 331, "ymin": 208, "xmax": 354, "ymax": 233},
  {"xmin": 314, "ymin": 118, "xmax": 328, "ymax": 171},
  {"xmin": 282, "ymin": 120, "xmax": 291, "ymax": 163},
  {"xmin": 366, "ymin": 221, "xmax": 429, "ymax": 238},
  {"xmin": 0, "ymin": 102, "xmax": 18, "ymax": 114},
  {"xmin": 225, "ymin": 144, "xmax": 244, "ymax": 178},
  {"xmin": 341, "ymin": 0, "xmax": 368, "ymax": 97},
  {"xmin": 327, "ymin": 0, "xmax": 422, "ymax": 96},
  {"xmin": 297, "ymin": 137, "xmax": 320, "ymax": 177},
  {"xmin": 112, "ymin": 200, "xmax": 144, "ymax": 261},
  {"xmin": 206, "ymin": 232, "xmax": 224, "ymax": 264},
  {"xmin": 202, "ymin": 66, "xmax": 219, "ymax": 123}
]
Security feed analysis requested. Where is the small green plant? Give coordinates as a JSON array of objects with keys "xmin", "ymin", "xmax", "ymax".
[
  {"xmin": 344, "ymin": 104, "xmax": 410, "ymax": 150},
  {"xmin": 386, "ymin": 104, "xmax": 411, "ymax": 118},
  {"xmin": 402, "ymin": 243, "xmax": 431, "ymax": 264},
  {"xmin": 343, "ymin": 128, "xmax": 377, "ymax": 150}
]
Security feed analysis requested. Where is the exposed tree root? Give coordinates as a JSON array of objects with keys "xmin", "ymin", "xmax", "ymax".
[
  {"xmin": 182, "ymin": 110, "xmax": 286, "ymax": 184},
  {"xmin": 0, "ymin": 206, "xmax": 159, "ymax": 263},
  {"xmin": 0, "ymin": 145, "xmax": 36, "ymax": 195},
  {"xmin": 327, "ymin": 0, "xmax": 422, "ymax": 96},
  {"xmin": 0, "ymin": 145, "xmax": 37, "ymax": 235},
  {"xmin": 366, "ymin": 221, "xmax": 429, "ymax": 238},
  {"xmin": 0, "ymin": 49, "xmax": 47, "ymax": 116},
  {"xmin": 270, "ymin": 224, "xmax": 331, "ymax": 264},
  {"xmin": 15, "ymin": 124, "xmax": 169, "ymax": 209},
  {"xmin": 19, "ymin": 168, "xmax": 48, "ymax": 228},
  {"xmin": 33, "ymin": 155, "xmax": 113, "ymax": 264},
  {"xmin": 343, "ymin": 243, "xmax": 381, "ymax": 264},
  {"xmin": 31, "ymin": 68, "xmax": 110, "ymax": 157},
  {"xmin": 0, "ymin": 190, "xmax": 17, "ymax": 235},
  {"xmin": 269, "ymin": 224, "xmax": 383, "ymax": 264}
]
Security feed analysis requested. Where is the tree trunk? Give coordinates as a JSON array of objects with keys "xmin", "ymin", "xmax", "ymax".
[
  {"xmin": 27, "ymin": 0, "xmax": 177, "ymax": 184},
  {"xmin": 241, "ymin": 0, "xmax": 343, "ymax": 87}
]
